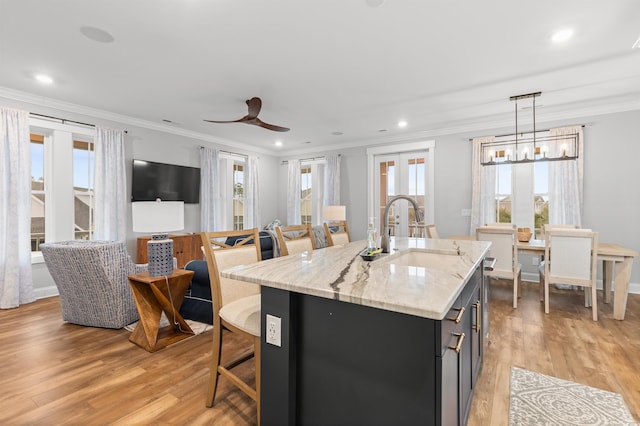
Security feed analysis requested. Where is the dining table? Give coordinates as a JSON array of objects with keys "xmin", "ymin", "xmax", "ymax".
[{"xmin": 447, "ymin": 235, "xmax": 639, "ymax": 320}]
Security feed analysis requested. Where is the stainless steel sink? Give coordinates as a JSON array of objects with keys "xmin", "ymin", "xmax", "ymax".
[{"xmin": 382, "ymin": 248, "xmax": 464, "ymax": 270}]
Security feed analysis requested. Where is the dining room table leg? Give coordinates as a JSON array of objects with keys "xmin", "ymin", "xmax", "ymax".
[
  {"xmin": 602, "ymin": 260, "xmax": 614, "ymax": 304},
  {"xmin": 612, "ymin": 257, "xmax": 633, "ymax": 320}
]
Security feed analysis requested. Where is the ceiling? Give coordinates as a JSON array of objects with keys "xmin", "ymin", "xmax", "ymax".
[{"xmin": 1, "ymin": 0, "xmax": 639, "ymax": 155}]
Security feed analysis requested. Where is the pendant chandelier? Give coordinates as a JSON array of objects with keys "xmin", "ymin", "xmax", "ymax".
[{"xmin": 480, "ymin": 92, "xmax": 579, "ymax": 165}]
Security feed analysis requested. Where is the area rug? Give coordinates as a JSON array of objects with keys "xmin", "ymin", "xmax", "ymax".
[
  {"xmin": 509, "ymin": 366, "xmax": 637, "ymax": 425},
  {"xmin": 124, "ymin": 313, "xmax": 212, "ymax": 335}
]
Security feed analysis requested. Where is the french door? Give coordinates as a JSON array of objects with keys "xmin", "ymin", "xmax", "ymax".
[{"xmin": 372, "ymin": 151, "xmax": 430, "ymax": 238}]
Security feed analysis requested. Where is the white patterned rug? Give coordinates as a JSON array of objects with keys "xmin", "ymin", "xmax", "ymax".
[
  {"xmin": 510, "ymin": 367, "xmax": 637, "ymax": 425},
  {"xmin": 124, "ymin": 313, "xmax": 212, "ymax": 335}
]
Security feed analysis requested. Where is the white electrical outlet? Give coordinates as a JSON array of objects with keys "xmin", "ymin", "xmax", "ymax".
[
  {"xmin": 461, "ymin": 209, "xmax": 471, "ymax": 217},
  {"xmin": 266, "ymin": 314, "xmax": 282, "ymax": 347}
]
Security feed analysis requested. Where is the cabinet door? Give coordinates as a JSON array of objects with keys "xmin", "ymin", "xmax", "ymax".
[
  {"xmin": 440, "ymin": 346, "xmax": 460, "ymax": 426},
  {"xmin": 471, "ymin": 291, "xmax": 483, "ymax": 387}
]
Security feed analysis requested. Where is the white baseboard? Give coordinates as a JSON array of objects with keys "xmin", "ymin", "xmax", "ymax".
[
  {"xmin": 34, "ymin": 285, "xmax": 59, "ymax": 300},
  {"xmin": 521, "ymin": 272, "xmax": 640, "ymax": 295}
]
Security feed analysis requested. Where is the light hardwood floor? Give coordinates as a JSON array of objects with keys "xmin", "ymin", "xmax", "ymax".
[{"xmin": 1, "ymin": 280, "xmax": 638, "ymax": 425}]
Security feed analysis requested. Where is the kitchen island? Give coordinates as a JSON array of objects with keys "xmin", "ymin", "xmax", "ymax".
[{"xmin": 222, "ymin": 237, "xmax": 491, "ymax": 425}]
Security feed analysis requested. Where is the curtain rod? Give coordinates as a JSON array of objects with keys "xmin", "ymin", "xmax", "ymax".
[
  {"xmin": 468, "ymin": 124, "xmax": 584, "ymax": 141},
  {"xmin": 281, "ymin": 154, "xmax": 340, "ymax": 165},
  {"xmin": 29, "ymin": 112, "xmax": 128, "ymax": 133},
  {"xmin": 199, "ymin": 146, "xmax": 248, "ymax": 159}
]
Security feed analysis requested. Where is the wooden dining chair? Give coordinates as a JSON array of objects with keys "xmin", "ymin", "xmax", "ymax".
[
  {"xmin": 425, "ymin": 224, "xmax": 440, "ymax": 239},
  {"xmin": 477, "ymin": 225, "xmax": 522, "ymax": 308},
  {"xmin": 201, "ymin": 229, "xmax": 262, "ymax": 423},
  {"xmin": 275, "ymin": 224, "xmax": 316, "ymax": 255},
  {"xmin": 540, "ymin": 228, "xmax": 598, "ymax": 321},
  {"xmin": 323, "ymin": 221, "xmax": 350, "ymax": 246}
]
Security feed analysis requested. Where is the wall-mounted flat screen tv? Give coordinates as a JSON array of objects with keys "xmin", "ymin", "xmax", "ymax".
[{"xmin": 131, "ymin": 159, "xmax": 200, "ymax": 203}]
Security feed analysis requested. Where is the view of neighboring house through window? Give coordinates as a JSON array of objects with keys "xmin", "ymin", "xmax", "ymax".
[
  {"xmin": 30, "ymin": 134, "xmax": 45, "ymax": 251},
  {"xmin": 495, "ymin": 163, "xmax": 512, "ymax": 223},
  {"xmin": 300, "ymin": 166, "xmax": 312, "ymax": 224},
  {"xmin": 533, "ymin": 161, "xmax": 549, "ymax": 237},
  {"xmin": 233, "ymin": 163, "xmax": 244, "ymax": 230},
  {"xmin": 493, "ymin": 143, "xmax": 550, "ymax": 235},
  {"xmin": 73, "ymin": 140, "xmax": 95, "ymax": 241},
  {"xmin": 29, "ymin": 120, "xmax": 95, "ymax": 255}
]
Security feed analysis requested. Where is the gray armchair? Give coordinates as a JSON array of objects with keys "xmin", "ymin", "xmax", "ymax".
[{"xmin": 41, "ymin": 240, "xmax": 147, "ymax": 329}]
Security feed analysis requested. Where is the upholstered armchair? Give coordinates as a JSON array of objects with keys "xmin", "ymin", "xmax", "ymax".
[{"xmin": 41, "ymin": 240, "xmax": 147, "ymax": 329}]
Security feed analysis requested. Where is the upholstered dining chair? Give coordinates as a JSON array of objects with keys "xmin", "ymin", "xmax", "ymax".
[
  {"xmin": 540, "ymin": 223, "xmax": 579, "ymax": 239},
  {"xmin": 425, "ymin": 224, "xmax": 440, "ymax": 239},
  {"xmin": 540, "ymin": 228, "xmax": 599, "ymax": 321},
  {"xmin": 275, "ymin": 224, "xmax": 316, "ymax": 255},
  {"xmin": 40, "ymin": 240, "xmax": 147, "ymax": 329},
  {"xmin": 201, "ymin": 229, "xmax": 262, "ymax": 422},
  {"xmin": 323, "ymin": 221, "xmax": 351, "ymax": 246},
  {"xmin": 476, "ymin": 225, "xmax": 522, "ymax": 308}
]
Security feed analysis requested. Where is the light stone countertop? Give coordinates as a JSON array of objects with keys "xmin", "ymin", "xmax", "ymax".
[{"xmin": 222, "ymin": 237, "xmax": 491, "ymax": 320}]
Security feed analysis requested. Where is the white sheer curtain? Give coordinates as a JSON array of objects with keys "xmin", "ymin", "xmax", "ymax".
[
  {"xmin": 245, "ymin": 154, "xmax": 260, "ymax": 228},
  {"xmin": 323, "ymin": 153, "xmax": 341, "ymax": 206},
  {"xmin": 94, "ymin": 127, "xmax": 127, "ymax": 241},
  {"xmin": 200, "ymin": 146, "xmax": 219, "ymax": 232},
  {"xmin": 287, "ymin": 159, "xmax": 301, "ymax": 225},
  {"xmin": 548, "ymin": 126, "xmax": 584, "ymax": 226},
  {"xmin": 470, "ymin": 136, "xmax": 497, "ymax": 234},
  {"xmin": 0, "ymin": 107, "xmax": 35, "ymax": 308}
]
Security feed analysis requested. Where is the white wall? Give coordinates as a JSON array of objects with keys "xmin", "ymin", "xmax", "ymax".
[
  {"xmin": 1, "ymin": 96, "xmax": 281, "ymax": 296},
  {"xmin": 282, "ymin": 110, "xmax": 640, "ymax": 291},
  {"xmin": 3, "ymin": 95, "xmax": 639, "ymax": 296}
]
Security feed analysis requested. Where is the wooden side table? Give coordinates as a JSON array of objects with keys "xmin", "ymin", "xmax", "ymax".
[{"xmin": 128, "ymin": 269, "xmax": 195, "ymax": 352}]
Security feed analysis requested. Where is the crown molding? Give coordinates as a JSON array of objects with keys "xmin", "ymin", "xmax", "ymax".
[
  {"xmin": 0, "ymin": 87, "xmax": 275, "ymax": 156},
  {"xmin": 2, "ymin": 86, "xmax": 638, "ymax": 158}
]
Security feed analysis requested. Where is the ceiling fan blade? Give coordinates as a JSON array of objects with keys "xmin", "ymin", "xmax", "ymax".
[
  {"xmin": 246, "ymin": 97, "xmax": 262, "ymax": 119},
  {"xmin": 255, "ymin": 118, "xmax": 290, "ymax": 132},
  {"xmin": 204, "ymin": 118, "xmax": 243, "ymax": 124}
]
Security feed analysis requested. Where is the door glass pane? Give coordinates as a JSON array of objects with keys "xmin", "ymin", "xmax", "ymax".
[
  {"xmin": 379, "ymin": 161, "xmax": 396, "ymax": 236},
  {"xmin": 31, "ymin": 134, "xmax": 45, "ymax": 251}
]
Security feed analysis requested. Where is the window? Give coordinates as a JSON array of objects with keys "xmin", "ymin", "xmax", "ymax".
[
  {"xmin": 73, "ymin": 140, "xmax": 95, "ymax": 241},
  {"xmin": 300, "ymin": 166, "xmax": 312, "ymax": 224},
  {"xmin": 29, "ymin": 119, "xmax": 95, "ymax": 259},
  {"xmin": 533, "ymin": 161, "xmax": 549, "ymax": 238},
  {"xmin": 493, "ymin": 138, "xmax": 549, "ymax": 234},
  {"xmin": 233, "ymin": 163, "xmax": 244, "ymax": 230},
  {"xmin": 495, "ymin": 164, "xmax": 512, "ymax": 223},
  {"xmin": 30, "ymin": 134, "xmax": 45, "ymax": 251}
]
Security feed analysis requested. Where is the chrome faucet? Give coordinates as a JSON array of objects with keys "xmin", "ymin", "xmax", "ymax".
[{"xmin": 381, "ymin": 195, "xmax": 424, "ymax": 253}]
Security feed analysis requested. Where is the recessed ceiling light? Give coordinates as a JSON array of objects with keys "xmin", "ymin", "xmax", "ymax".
[
  {"xmin": 80, "ymin": 26, "xmax": 114, "ymax": 43},
  {"xmin": 274, "ymin": 141, "xmax": 283, "ymax": 147},
  {"xmin": 551, "ymin": 28, "xmax": 573, "ymax": 43},
  {"xmin": 34, "ymin": 74, "xmax": 53, "ymax": 84},
  {"xmin": 398, "ymin": 120, "xmax": 408, "ymax": 128}
]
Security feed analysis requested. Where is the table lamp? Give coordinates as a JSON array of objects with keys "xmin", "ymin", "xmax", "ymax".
[
  {"xmin": 323, "ymin": 205, "xmax": 346, "ymax": 222},
  {"xmin": 132, "ymin": 199, "xmax": 184, "ymax": 277}
]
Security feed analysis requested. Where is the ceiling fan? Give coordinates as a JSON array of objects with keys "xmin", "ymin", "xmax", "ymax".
[{"xmin": 204, "ymin": 97, "xmax": 290, "ymax": 132}]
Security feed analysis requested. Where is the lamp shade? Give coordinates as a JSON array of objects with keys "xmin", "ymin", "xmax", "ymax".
[
  {"xmin": 323, "ymin": 205, "xmax": 346, "ymax": 221},
  {"xmin": 132, "ymin": 200, "xmax": 184, "ymax": 233},
  {"xmin": 132, "ymin": 200, "xmax": 184, "ymax": 277}
]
